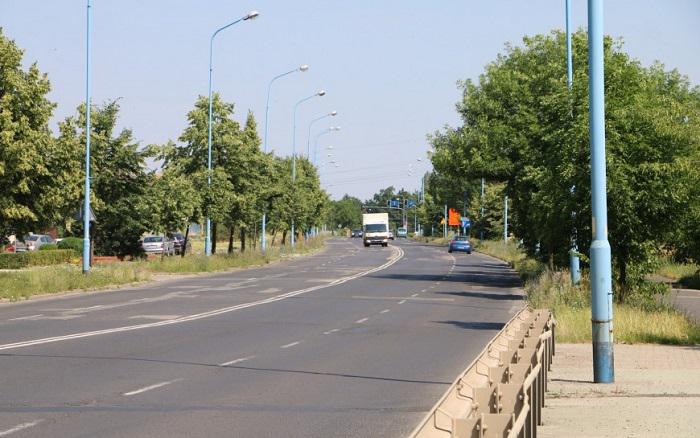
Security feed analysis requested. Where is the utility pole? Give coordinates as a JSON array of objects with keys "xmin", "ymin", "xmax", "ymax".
[
  {"xmin": 504, "ymin": 196, "xmax": 508, "ymax": 243},
  {"xmin": 443, "ymin": 204, "xmax": 447, "ymax": 237},
  {"xmin": 480, "ymin": 178, "xmax": 485, "ymax": 241},
  {"xmin": 588, "ymin": 0, "xmax": 614, "ymax": 383},
  {"xmin": 566, "ymin": 0, "xmax": 581, "ymax": 284}
]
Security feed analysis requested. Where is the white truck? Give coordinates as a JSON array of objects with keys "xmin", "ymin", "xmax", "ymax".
[{"xmin": 362, "ymin": 213, "xmax": 390, "ymax": 247}]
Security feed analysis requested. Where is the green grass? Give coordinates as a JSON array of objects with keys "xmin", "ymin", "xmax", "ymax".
[
  {"xmin": 0, "ymin": 236, "xmax": 326, "ymax": 301},
  {"xmin": 0, "ymin": 264, "xmax": 151, "ymax": 301},
  {"xmin": 654, "ymin": 258, "xmax": 700, "ymax": 289},
  {"xmin": 474, "ymin": 239, "xmax": 700, "ymax": 345},
  {"xmin": 143, "ymin": 237, "xmax": 324, "ymax": 273}
]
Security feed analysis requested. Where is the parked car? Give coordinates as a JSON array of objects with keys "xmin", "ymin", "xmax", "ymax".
[
  {"xmin": 169, "ymin": 232, "xmax": 191, "ymax": 255},
  {"xmin": 21, "ymin": 234, "xmax": 54, "ymax": 251},
  {"xmin": 448, "ymin": 235, "xmax": 472, "ymax": 254},
  {"xmin": 142, "ymin": 235, "xmax": 175, "ymax": 256},
  {"xmin": 388, "ymin": 231, "xmax": 395, "ymax": 240},
  {"xmin": 397, "ymin": 227, "xmax": 408, "ymax": 238},
  {"xmin": 351, "ymin": 229, "xmax": 363, "ymax": 238}
]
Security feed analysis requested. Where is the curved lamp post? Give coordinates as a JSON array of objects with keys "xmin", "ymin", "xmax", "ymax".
[
  {"xmin": 313, "ymin": 126, "xmax": 341, "ymax": 165},
  {"xmin": 306, "ymin": 111, "xmax": 337, "ymax": 158},
  {"xmin": 205, "ymin": 10, "xmax": 259, "ymax": 257},
  {"xmin": 291, "ymin": 90, "xmax": 326, "ymax": 248},
  {"xmin": 261, "ymin": 64, "xmax": 308, "ymax": 253}
]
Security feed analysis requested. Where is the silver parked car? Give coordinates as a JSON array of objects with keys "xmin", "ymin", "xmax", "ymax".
[
  {"xmin": 142, "ymin": 235, "xmax": 175, "ymax": 256},
  {"xmin": 17, "ymin": 234, "xmax": 54, "ymax": 252}
]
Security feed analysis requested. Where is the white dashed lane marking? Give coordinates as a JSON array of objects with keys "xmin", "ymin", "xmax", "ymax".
[
  {"xmin": 0, "ymin": 420, "xmax": 44, "ymax": 437},
  {"xmin": 123, "ymin": 379, "xmax": 182, "ymax": 396},
  {"xmin": 380, "ymin": 309, "xmax": 390, "ymax": 314},
  {"xmin": 219, "ymin": 355, "xmax": 255, "ymax": 366},
  {"xmin": 280, "ymin": 341, "xmax": 301, "ymax": 349},
  {"xmin": 355, "ymin": 317, "xmax": 369, "ymax": 324}
]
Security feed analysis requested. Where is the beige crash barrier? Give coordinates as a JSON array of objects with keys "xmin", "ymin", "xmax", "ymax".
[{"xmin": 410, "ymin": 308, "xmax": 555, "ymax": 438}]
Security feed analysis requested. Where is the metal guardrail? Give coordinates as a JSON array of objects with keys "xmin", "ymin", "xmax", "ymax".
[{"xmin": 409, "ymin": 307, "xmax": 556, "ymax": 438}]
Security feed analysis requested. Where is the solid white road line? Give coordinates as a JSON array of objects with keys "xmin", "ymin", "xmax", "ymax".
[
  {"xmin": 219, "ymin": 355, "xmax": 255, "ymax": 366},
  {"xmin": 280, "ymin": 341, "xmax": 301, "ymax": 349},
  {"xmin": 123, "ymin": 379, "xmax": 182, "ymax": 396},
  {"xmin": 128, "ymin": 315, "xmax": 180, "ymax": 320},
  {"xmin": 0, "ymin": 246, "xmax": 404, "ymax": 352},
  {"xmin": 355, "ymin": 317, "xmax": 369, "ymax": 324},
  {"xmin": 411, "ymin": 293, "xmax": 419, "ymax": 297},
  {"xmin": 380, "ymin": 309, "xmax": 390, "ymax": 314},
  {"xmin": 0, "ymin": 420, "xmax": 43, "ymax": 437},
  {"xmin": 398, "ymin": 300, "xmax": 407, "ymax": 304}
]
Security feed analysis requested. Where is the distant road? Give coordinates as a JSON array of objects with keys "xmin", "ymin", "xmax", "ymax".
[
  {"xmin": 669, "ymin": 288, "xmax": 700, "ymax": 322},
  {"xmin": 0, "ymin": 238, "xmax": 524, "ymax": 437}
]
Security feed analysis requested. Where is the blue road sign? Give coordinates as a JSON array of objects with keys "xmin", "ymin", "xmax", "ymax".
[{"xmin": 461, "ymin": 217, "xmax": 471, "ymax": 228}]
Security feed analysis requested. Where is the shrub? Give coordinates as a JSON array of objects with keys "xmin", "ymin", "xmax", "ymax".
[
  {"xmin": 39, "ymin": 243, "xmax": 58, "ymax": 251},
  {"xmin": 0, "ymin": 253, "xmax": 29, "ymax": 269},
  {"xmin": 58, "ymin": 237, "xmax": 83, "ymax": 255},
  {"xmin": 26, "ymin": 250, "xmax": 74, "ymax": 266}
]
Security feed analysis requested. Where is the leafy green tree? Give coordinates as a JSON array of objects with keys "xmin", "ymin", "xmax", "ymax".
[
  {"xmin": 328, "ymin": 195, "xmax": 362, "ymax": 230},
  {"xmin": 431, "ymin": 30, "xmax": 700, "ymax": 301},
  {"xmin": 0, "ymin": 29, "xmax": 81, "ymax": 239},
  {"xmin": 60, "ymin": 101, "xmax": 150, "ymax": 257}
]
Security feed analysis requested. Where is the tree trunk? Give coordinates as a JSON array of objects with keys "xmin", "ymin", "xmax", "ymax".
[
  {"xmin": 211, "ymin": 222, "xmax": 217, "ymax": 254},
  {"xmin": 181, "ymin": 225, "xmax": 189, "ymax": 258},
  {"xmin": 252, "ymin": 225, "xmax": 257, "ymax": 250},
  {"xmin": 617, "ymin": 256, "xmax": 628, "ymax": 304},
  {"xmin": 239, "ymin": 228, "xmax": 246, "ymax": 252},
  {"xmin": 228, "ymin": 227, "xmax": 235, "ymax": 254},
  {"xmin": 282, "ymin": 230, "xmax": 287, "ymax": 246},
  {"xmin": 271, "ymin": 229, "xmax": 278, "ymax": 247}
]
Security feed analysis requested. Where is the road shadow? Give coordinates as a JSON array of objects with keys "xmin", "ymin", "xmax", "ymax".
[
  {"xmin": 436, "ymin": 290, "xmax": 525, "ymax": 301},
  {"xmin": 433, "ymin": 320, "xmax": 505, "ymax": 330}
]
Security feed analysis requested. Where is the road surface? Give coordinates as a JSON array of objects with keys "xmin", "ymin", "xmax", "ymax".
[{"xmin": 0, "ymin": 238, "xmax": 524, "ymax": 437}]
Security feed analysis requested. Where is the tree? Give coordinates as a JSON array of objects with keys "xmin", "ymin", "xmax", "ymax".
[
  {"xmin": 431, "ymin": 30, "xmax": 700, "ymax": 301},
  {"xmin": 59, "ymin": 101, "xmax": 150, "ymax": 257},
  {"xmin": 0, "ymin": 29, "xmax": 80, "ymax": 239},
  {"xmin": 328, "ymin": 195, "xmax": 362, "ymax": 230}
]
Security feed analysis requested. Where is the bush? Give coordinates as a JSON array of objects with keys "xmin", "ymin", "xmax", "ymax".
[
  {"xmin": 39, "ymin": 243, "xmax": 58, "ymax": 251},
  {"xmin": 58, "ymin": 237, "xmax": 83, "ymax": 255},
  {"xmin": 27, "ymin": 250, "xmax": 74, "ymax": 266},
  {"xmin": 0, "ymin": 253, "xmax": 29, "ymax": 269}
]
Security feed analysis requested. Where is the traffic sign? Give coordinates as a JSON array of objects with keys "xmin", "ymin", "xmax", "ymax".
[{"xmin": 461, "ymin": 217, "xmax": 471, "ymax": 228}]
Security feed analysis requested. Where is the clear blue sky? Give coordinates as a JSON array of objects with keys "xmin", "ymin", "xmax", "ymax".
[{"xmin": 2, "ymin": 1, "xmax": 698, "ymax": 200}]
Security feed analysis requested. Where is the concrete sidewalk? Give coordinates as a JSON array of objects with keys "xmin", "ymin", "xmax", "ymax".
[{"xmin": 539, "ymin": 343, "xmax": 700, "ymax": 438}]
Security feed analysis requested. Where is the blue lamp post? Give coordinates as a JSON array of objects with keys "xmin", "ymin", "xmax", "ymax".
[
  {"xmin": 205, "ymin": 10, "xmax": 259, "ymax": 257},
  {"xmin": 82, "ymin": 0, "xmax": 92, "ymax": 273},
  {"xmin": 588, "ymin": 0, "xmax": 614, "ymax": 383},
  {"xmin": 291, "ymin": 90, "xmax": 326, "ymax": 248},
  {"xmin": 261, "ymin": 64, "xmax": 308, "ymax": 253},
  {"xmin": 312, "ymin": 126, "xmax": 341, "ymax": 165},
  {"xmin": 566, "ymin": 0, "xmax": 581, "ymax": 284},
  {"xmin": 306, "ymin": 111, "xmax": 337, "ymax": 158}
]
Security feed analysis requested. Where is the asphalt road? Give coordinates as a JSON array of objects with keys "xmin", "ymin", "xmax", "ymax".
[
  {"xmin": 0, "ymin": 238, "xmax": 525, "ymax": 438},
  {"xmin": 668, "ymin": 288, "xmax": 700, "ymax": 322}
]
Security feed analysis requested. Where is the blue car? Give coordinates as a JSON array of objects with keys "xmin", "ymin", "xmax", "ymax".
[{"xmin": 448, "ymin": 236, "xmax": 472, "ymax": 254}]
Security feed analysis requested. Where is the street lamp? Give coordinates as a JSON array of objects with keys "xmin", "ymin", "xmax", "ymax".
[
  {"xmin": 261, "ymin": 64, "xmax": 308, "ymax": 253},
  {"xmin": 306, "ymin": 111, "xmax": 337, "ymax": 158},
  {"xmin": 291, "ymin": 90, "xmax": 326, "ymax": 248},
  {"xmin": 313, "ymin": 126, "xmax": 341, "ymax": 164},
  {"xmin": 82, "ymin": 0, "xmax": 93, "ymax": 273},
  {"xmin": 204, "ymin": 10, "xmax": 259, "ymax": 257}
]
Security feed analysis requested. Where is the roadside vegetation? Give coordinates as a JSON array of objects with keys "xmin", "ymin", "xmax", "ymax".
[
  {"xmin": 0, "ymin": 237, "xmax": 325, "ymax": 301},
  {"xmin": 474, "ymin": 239, "xmax": 700, "ymax": 345}
]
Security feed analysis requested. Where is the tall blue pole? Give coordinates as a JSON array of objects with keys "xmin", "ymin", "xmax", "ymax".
[
  {"xmin": 306, "ymin": 112, "xmax": 336, "ymax": 158},
  {"xmin": 504, "ymin": 196, "xmax": 508, "ymax": 243},
  {"xmin": 292, "ymin": 91, "xmax": 324, "ymax": 248},
  {"xmin": 205, "ymin": 12, "xmax": 258, "ymax": 256},
  {"xmin": 480, "ymin": 178, "xmax": 484, "ymax": 241},
  {"xmin": 262, "ymin": 65, "xmax": 307, "ymax": 253},
  {"xmin": 82, "ymin": 0, "xmax": 92, "ymax": 274},
  {"xmin": 566, "ymin": 0, "xmax": 581, "ymax": 285},
  {"xmin": 588, "ymin": 0, "xmax": 614, "ymax": 383}
]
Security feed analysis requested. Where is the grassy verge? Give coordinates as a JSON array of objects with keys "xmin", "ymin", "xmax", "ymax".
[
  {"xmin": 655, "ymin": 258, "xmax": 700, "ymax": 289},
  {"xmin": 0, "ymin": 264, "xmax": 151, "ymax": 301},
  {"xmin": 0, "ymin": 236, "xmax": 326, "ymax": 301},
  {"xmin": 475, "ymin": 240, "xmax": 700, "ymax": 345}
]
